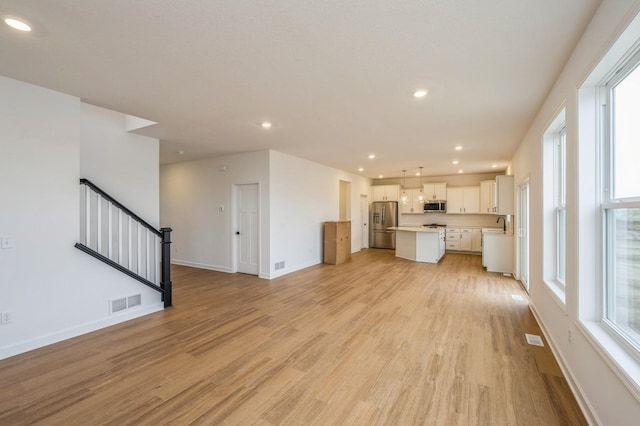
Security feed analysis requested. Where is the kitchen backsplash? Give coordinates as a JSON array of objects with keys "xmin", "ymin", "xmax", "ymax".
[{"xmin": 399, "ymin": 212, "xmax": 505, "ymax": 228}]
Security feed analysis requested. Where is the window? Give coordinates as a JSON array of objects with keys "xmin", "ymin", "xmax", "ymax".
[
  {"xmin": 555, "ymin": 125, "xmax": 567, "ymax": 286},
  {"xmin": 543, "ymin": 108, "xmax": 566, "ymax": 300},
  {"xmin": 602, "ymin": 54, "xmax": 640, "ymax": 352}
]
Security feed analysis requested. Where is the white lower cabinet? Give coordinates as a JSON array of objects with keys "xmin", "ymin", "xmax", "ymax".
[
  {"xmin": 446, "ymin": 228, "xmax": 481, "ymax": 253},
  {"xmin": 482, "ymin": 234, "xmax": 513, "ymax": 273}
]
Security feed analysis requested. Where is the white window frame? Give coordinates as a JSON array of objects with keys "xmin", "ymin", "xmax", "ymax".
[
  {"xmin": 555, "ymin": 124, "xmax": 567, "ymax": 288},
  {"xmin": 542, "ymin": 108, "xmax": 567, "ymax": 306},
  {"xmin": 599, "ymin": 49, "xmax": 640, "ymax": 360}
]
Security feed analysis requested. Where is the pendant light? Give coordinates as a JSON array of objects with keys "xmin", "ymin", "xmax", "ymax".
[
  {"xmin": 401, "ymin": 170, "xmax": 408, "ymax": 204},
  {"xmin": 418, "ymin": 166, "xmax": 424, "ymax": 202}
]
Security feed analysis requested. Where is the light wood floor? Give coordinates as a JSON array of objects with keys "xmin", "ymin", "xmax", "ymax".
[{"xmin": 0, "ymin": 250, "xmax": 585, "ymax": 425}]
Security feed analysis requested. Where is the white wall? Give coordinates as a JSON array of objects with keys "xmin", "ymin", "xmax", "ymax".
[
  {"xmin": 0, "ymin": 76, "xmax": 162, "ymax": 360},
  {"xmin": 508, "ymin": 0, "xmax": 640, "ymax": 423},
  {"xmin": 81, "ymin": 103, "xmax": 160, "ymax": 226},
  {"xmin": 159, "ymin": 150, "xmax": 371, "ymax": 280},
  {"xmin": 269, "ymin": 151, "xmax": 371, "ymax": 278},
  {"xmin": 160, "ymin": 151, "xmax": 271, "ymax": 275}
]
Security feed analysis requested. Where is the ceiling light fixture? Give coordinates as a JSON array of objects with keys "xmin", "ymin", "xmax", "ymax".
[
  {"xmin": 4, "ymin": 17, "xmax": 31, "ymax": 32},
  {"xmin": 458, "ymin": 170, "xmax": 464, "ymax": 174},
  {"xmin": 358, "ymin": 167, "xmax": 364, "ymax": 172},
  {"xmin": 379, "ymin": 175, "xmax": 383, "ymax": 178},
  {"xmin": 261, "ymin": 121, "xmax": 272, "ymax": 129},
  {"xmin": 455, "ymin": 145, "xmax": 463, "ymax": 151},
  {"xmin": 368, "ymin": 154, "xmax": 375, "ymax": 159},
  {"xmin": 452, "ymin": 160, "xmax": 459, "ymax": 165},
  {"xmin": 419, "ymin": 166, "xmax": 423, "ymax": 185},
  {"xmin": 413, "ymin": 89, "xmax": 428, "ymax": 98},
  {"xmin": 492, "ymin": 164, "xmax": 498, "ymax": 168},
  {"xmin": 177, "ymin": 150, "xmax": 185, "ymax": 155},
  {"xmin": 402, "ymin": 170, "xmax": 407, "ymax": 188}
]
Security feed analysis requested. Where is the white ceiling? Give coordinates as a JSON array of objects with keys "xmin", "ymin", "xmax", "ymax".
[{"xmin": 0, "ymin": 0, "xmax": 601, "ymax": 179}]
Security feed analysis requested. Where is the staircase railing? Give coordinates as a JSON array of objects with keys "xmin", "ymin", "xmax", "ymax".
[{"xmin": 75, "ymin": 178, "xmax": 172, "ymax": 308}]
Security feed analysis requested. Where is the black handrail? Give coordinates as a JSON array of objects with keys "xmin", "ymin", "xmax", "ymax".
[
  {"xmin": 75, "ymin": 242, "xmax": 163, "ymax": 294},
  {"xmin": 77, "ymin": 178, "xmax": 172, "ymax": 308},
  {"xmin": 80, "ymin": 178, "xmax": 161, "ymax": 238}
]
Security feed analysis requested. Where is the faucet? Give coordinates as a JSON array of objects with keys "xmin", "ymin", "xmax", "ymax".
[{"xmin": 497, "ymin": 216, "xmax": 506, "ymax": 232}]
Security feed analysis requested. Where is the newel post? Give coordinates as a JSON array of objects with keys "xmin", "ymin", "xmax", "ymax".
[{"xmin": 160, "ymin": 227, "xmax": 173, "ymax": 308}]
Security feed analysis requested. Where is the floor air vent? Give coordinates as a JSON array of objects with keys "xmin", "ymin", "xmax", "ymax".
[{"xmin": 110, "ymin": 294, "xmax": 142, "ymax": 314}]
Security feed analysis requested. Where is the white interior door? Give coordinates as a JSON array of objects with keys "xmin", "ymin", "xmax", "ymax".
[
  {"xmin": 360, "ymin": 194, "xmax": 368, "ymax": 249},
  {"xmin": 236, "ymin": 183, "xmax": 259, "ymax": 275},
  {"xmin": 518, "ymin": 182, "xmax": 530, "ymax": 292}
]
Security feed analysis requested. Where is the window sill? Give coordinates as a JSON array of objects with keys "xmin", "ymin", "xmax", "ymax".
[
  {"xmin": 543, "ymin": 279, "xmax": 566, "ymax": 312},
  {"xmin": 577, "ymin": 321, "xmax": 640, "ymax": 402}
]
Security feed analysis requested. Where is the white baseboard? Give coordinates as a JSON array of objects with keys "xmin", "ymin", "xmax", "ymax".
[
  {"xmin": 0, "ymin": 303, "xmax": 164, "ymax": 361},
  {"xmin": 528, "ymin": 302, "xmax": 598, "ymax": 425},
  {"xmin": 171, "ymin": 259, "xmax": 232, "ymax": 273}
]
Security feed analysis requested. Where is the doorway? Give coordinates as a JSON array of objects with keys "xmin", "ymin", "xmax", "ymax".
[
  {"xmin": 360, "ymin": 194, "xmax": 368, "ymax": 249},
  {"xmin": 339, "ymin": 180, "xmax": 351, "ymax": 221},
  {"xmin": 234, "ymin": 183, "xmax": 259, "ymax": 275},
  {"xmin": 518, "ymin": 180, "xmax": 530, "ymax": 292}
]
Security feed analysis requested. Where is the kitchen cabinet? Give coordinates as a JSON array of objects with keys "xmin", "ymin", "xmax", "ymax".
[
  {"xmin": 446, "ymin": 228, "xmax": 481, "ymax": 253},
  {"xmin": 482, "ymin": 233, "xmax": 513, "ymax": 274},
  {"xmin": 324, "ymin": 221, "xmax": 351, "ymax": 264},
  {"xmin": 373, "ymin": 185, "xmax": 400, "ymax": 202},
  {"xmin": 395, "ymin": 227, "xmax": 445, "ymax": 263},
  {"xmin": 471, "ymin": 228, "xmax": 482, "ymax": 252},
  {"xmin": 480, "ymin": 180, "xmax": 497, "ymax": 214},
  {"xmin": 446, "ymin": 187, "xmax": 480, "ymax": 214},
  {"xmin": 400, "ymin": 188, "xmax": 425, "ymax": 214},
  {"xmin": 446, "ymin": 228, "xmax": 461, "ymax": 251},
  {"xmin": 496, "ymin": 175, "xmax": 514, "ymax": 215},
  {"xmin": 422, "ymin": 182, "xmax": 447, "ymax": 201}
]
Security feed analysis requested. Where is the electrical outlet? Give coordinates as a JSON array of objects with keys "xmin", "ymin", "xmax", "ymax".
[{"xmin": 0, "ymin": 311, "xmax": 12, "ymax": 325}]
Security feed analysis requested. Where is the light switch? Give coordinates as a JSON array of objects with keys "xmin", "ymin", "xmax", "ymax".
[{"xmin": 1, "ymin": 237, "xmax": 14, "ymax": 249}]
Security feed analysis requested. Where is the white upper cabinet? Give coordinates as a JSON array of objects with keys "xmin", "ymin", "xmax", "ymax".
[
  {"xmin": 400, "ymin": 188, "xmax": 426, "ymax": 213},
  {"xmin": 423, "ymin": 182, "xmax": 447, "ymax": 201},
  {"xmin": 480, "ymin": 180, "xmax": 497, "ymax": 214},
  {"xmin": 496, "ymin": 175, "xmax": 514, "ymax": 215},
  {"xmin": 372, "ymin": 184, "xmax": 400, "ymax": 202},
  {"xmin": 446, "ymin": 186, "xmax": 480, "ymax": 214}
]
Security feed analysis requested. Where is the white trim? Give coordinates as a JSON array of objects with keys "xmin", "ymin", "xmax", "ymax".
[
  {"xmin": 171, "ymin": 259, "xmax": 232, "ymax": 273},
  {"xmin": 577, "ymin": 320, "xmax": 640, "ymax": 403},
  {"xmin": 0, "ymin": 303, "xmax": 164, "ymax": 361},
  {"xmin": 529, "ymin": 303, "xmax": 599, "ymax": 426}
]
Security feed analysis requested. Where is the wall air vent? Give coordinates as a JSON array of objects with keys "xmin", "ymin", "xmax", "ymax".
[
  {"xmin": 128, "ymin": 294, "xmax": 142, "ymax": 308},
  {"xmin": 109, "ymin": 293, "xmax": 142, "ymax": 314},
  {"xmin": 110, "ymin": 297, "xmax": 127, "ymax": 314}
]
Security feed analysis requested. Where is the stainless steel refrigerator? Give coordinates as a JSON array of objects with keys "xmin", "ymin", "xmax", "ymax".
[{"xmin": 370, "ymin": 201, "xmax": 398, "ymax": 249}]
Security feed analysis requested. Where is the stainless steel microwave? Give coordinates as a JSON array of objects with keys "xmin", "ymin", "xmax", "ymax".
[{"xmin": 424, "ymin": 201, "xmax": 446, "ymax": 213}]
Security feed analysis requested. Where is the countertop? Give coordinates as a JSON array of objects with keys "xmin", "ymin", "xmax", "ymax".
[{"xmin": 389, "ymin": 226, "xmax": 444, "ymax": 233}]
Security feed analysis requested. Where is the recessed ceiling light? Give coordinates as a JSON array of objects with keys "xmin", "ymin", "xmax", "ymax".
[
  {"xmin": 413, "ymin": 89, "xmax": 428, "ymax": 98},
  {"xmin": 492, "ymin": 164, "xmax": 498, "ymax": 168},
  {"xmin": 415, "ymin": 172, "xmax": 420, "ymax": 176},
  {"xmin": 455, "ymin": 145, "xmax": 463, "ymax": 151},
  {"xmin": 261, "ymin": 121, "xmax": 272, "ymax": 129},
  {"xmin": 368, "ymin": 154, "xmax": 375, "ymax": 159},
  {"xmin": 452, "ymin": 160, "xmax": 459, "ymax": 165},
  {"xmin": 177, "ymin": 150, "xmax": 185, "ymax": 155},
  {"xmin": 458, "ymin": 170, "xmax": 464, "ymax": 174},
  {"xmin": 358, "ymin": 167, "xmax": 364, "ymax": 172},
  {"xmin": 379, "ymin": 175, "xmax": 383, "ymax": 178},
  {"xmin": 4, "ymin": 18, "xmax": 31, "ymax": 32}
]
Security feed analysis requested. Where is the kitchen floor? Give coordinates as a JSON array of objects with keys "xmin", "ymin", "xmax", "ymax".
[{"xmin": 0, "ymin": 250, "xmax": 585, "ymax": 425}]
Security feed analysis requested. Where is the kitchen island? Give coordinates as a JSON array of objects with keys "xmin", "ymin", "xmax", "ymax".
[{"xmin": 390, "ymin": 226, "xmax": 445, "ymax": 263}]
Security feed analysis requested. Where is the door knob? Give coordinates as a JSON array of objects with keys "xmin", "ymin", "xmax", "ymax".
[{"xmin": 235, "ymin": 231, "xmax": 240, "ymax": 235}]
